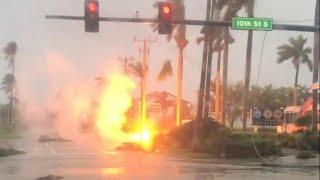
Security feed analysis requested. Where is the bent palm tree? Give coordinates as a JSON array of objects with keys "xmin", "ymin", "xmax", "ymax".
[
  {"xmin": 277, "ymin": 35, "xmax": 313, "ymax": 105},
  {"xmin": 152, "ymin": 0, "xmax": 188, "ymax": 126},
  {"xmin": 3, "ymin": 41, "xmax": 17, "ymax": 124}
]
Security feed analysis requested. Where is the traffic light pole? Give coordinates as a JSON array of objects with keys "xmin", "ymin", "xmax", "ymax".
[{"xmin": 46, "ymin": 15, "xmax": 320, "ymax": 32}]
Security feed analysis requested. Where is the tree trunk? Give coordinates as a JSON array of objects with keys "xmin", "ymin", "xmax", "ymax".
[
  {"xmin": 193, "ymin": 0, "xmax": 212, "ymax": 151},
  {"xmin": 293, "ymin": 62, "xmax": 300, "ymax": 106},
  {"xmin": 203, "ymin": 0, "xmax": 216, "ymax": 121},
  {"xmin": 215, "ymin": 50, "xmax": 222, "ymax": 122},
  {"xmin": 312, "ymin": 0, "xmax": 319, "ymax": 132},
  {"xmin": 204, "ymin": 42, "xmax": 213, "ymax": 119},
  {"xmin": 229, "ymin": 117, "xmax": 235, "ymax": 128},
  {"xmin": 242, "ymin": 1, "xmax": 254, "ymax": 130},
  {"xmin": 221, "ymin": 28, "xmax": 229, "ymax": 125},
  {"xmin": 176, "ymin": 46, "xmax": 184, "ymax": 127},
  {"xmin": 9, "ymin": 58, "xmax": 15, "ymax": 125}
]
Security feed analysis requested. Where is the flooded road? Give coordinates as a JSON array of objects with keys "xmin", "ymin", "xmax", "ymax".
[{"xmin": 0, "ymin": 138, "xmax": 319, "ymax": 180}]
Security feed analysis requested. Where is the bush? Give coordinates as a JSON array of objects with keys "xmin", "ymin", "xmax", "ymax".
[
  {"xmin": 294, "ymin": 114, "xmax": 312, "ymax": 127},
  {"xmin": 277, "ymin": 133, "xmax": 297, "ymax": 149},
  {"xmin": 277, "ymin": 132, "xmax": 319, "ymax": 152},
  {"xmin": 295, "ymin": 151, "xmax": 316, "ymax": 159},
  {"xmin": 167, "ymin": 119, "xmax": 229, "ymax": 150},
  {"xmin": 297, "ymin": 132, "xmax": 320, "ymax": 151},
  {"xmin": 308, "ymin": 132, "xmax": 320, "ymax": 151},
  {"xmin": 224, "ymin": 132, "xmax": 281, "ymax": 158},
  {"xmin": 156, "ymin": 120, "xmax": 281, "ymax": 158}
]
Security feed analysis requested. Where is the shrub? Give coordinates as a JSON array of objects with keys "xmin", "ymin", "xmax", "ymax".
[
  {"xmin": 277, "ymin": 133, "xmax": 297, "ymax": 148},
  {"xmin": 224, "ymin": 132, "xmax": 281, "ymax": 158},
  {"xmin": 304, "ymin": 132, "xmax": 320, "ymax": 151},
  {"xmin": 156, "ymin": 120, "xmax": 281, "ymax": 158},
  {"xmin": 295, "ymin": 151, "xmax": 316, "ymax": 159},
  {"xmin": 294, "ymin": 114, "xmax": 312, "ymax": 127}
]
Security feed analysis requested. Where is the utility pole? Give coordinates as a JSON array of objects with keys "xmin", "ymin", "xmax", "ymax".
[{"xmin": 133, "ymin": 37, "xmax": 157, "ymax": 126}]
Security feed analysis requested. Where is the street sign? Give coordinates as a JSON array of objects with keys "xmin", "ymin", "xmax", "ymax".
[
  {"xmin": 232, "ymin": 17, "xmax": 273, "ymax": 31},
  {"xmin": 252, "ymin": 108, "xmax": 283, "ymax": 126}
]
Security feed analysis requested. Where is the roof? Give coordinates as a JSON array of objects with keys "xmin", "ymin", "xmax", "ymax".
[
  {"xmin": 284, "ymin": 106, "xmax": 301, "ymax": 113},
  {"xmin": 147, "ymin": 91, "xmax": 192, "ymax": 105}
]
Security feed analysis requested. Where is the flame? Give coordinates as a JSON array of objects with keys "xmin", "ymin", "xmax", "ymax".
[
  {"xmin": 95, "ymin": 74, "xmax": 136, "ymax": 145},
  {"xmin": 95, "ymin": 73, "xmax": 158, "ymax": 151},
  {"xmin": 129, "ymin": 122, "xmax": 158, "ymax": 150}
]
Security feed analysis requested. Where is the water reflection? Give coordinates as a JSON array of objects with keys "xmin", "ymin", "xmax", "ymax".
[{"xmin": 101, "ymin": 167, "xmax": 124, "ymax": 175}]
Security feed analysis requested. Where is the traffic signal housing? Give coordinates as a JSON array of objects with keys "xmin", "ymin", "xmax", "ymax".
[
  {"xmin": 85, "ymin": 0, "xmax": 99, "ymax": 33},
  {"xmin": 158, "ymin": 2, "xmax": 173, "ymax": 34}
]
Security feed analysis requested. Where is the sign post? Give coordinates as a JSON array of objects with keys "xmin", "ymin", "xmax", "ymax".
[{"xmin": 232, "ymin": 17, "xmax": 273, "ymax": 31}]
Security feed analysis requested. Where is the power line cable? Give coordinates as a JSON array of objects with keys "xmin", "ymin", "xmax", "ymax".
[
  {"xmin": 274, "ymin": 18, "xmax": 315, "ymax": 23},
  {"xmin": 256, "ymin": 31, "xmax": 268, "ymax": 86}
]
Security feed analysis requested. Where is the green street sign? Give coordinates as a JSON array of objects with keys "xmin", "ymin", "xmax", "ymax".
[{"xmin": 232, "ymin": 17, "xmax": 273, "ymax": 31}]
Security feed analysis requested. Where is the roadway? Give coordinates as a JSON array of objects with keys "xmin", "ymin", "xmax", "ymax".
[{"xmin": 0, "ymin": 135, "xmax": 319, "ymax": 180}]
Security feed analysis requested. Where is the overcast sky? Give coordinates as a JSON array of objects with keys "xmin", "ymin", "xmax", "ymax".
[{"xmin": 0, "ymin": 0, "xmax": 317, "ymax": 104}]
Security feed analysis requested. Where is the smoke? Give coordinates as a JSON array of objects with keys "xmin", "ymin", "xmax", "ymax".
[{"xmin": 17, "ymin": 51, "xmax": 134, "ymax": 148}]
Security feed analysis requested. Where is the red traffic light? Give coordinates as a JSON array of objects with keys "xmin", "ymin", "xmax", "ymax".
[
  {"xmin": 162, "ymin": 6, "xmax": 171, "ymax": 14},
  {"xmin": 87, "ymin": 1, "xmax": 98, "ymax": 12},
  {"xmin": 159, "ymin": 2, "xmax": 173, "ymax": 19},
  {"xmin": 85, "ymin": 0, "xmax": 99, "ymax": 32}
]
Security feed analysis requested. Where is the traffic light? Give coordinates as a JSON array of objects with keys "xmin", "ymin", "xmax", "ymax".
[
  {"xmin": 85, "ymin": 0, "xmax": 99, "ymax": 33},
  {"xmin": 158, "ymin": 2, "xmax": 173, "ymax": 34}
]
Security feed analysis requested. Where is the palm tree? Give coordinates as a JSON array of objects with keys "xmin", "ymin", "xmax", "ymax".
[
  {"xmin": 153, "ymin": 0, "xmax": 188, "ymax": 127},
  {"xmin": 239, "ymin": 0, "xmax": 254, "ymax": 130},
  {"xmin": 277, "ymin": 35, "xmax": 313, "ymax": 105},
  {"xmin": 2, "ymin": 41, "xmax": 17, "ymax": 124},
  {"xmin": 197, "ymin": 0, "xmax": 245, "ymax": 123},
  {"xmin": 128, "ymin": 60, "xmax": 173, "ymax": 123}
]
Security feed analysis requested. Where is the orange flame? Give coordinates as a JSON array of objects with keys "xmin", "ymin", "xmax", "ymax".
[
  {"xmin": 95, "ymin": 74, "xmax": 136, "ymax": 145},
  {"xmin": 95, "ymin": 73, "xmax": 158, "ymax": 150}
]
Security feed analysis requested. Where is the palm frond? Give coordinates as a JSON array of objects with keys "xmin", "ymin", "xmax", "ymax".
[
  {"xmin": 157, "ymin": 60, "xmax": 173, "ymax": 81},
  {"xmin": 276, "ymin": 44, "xmax": 296, "ymax": 63},
  {"xmin": 128, "ymin": 62, "xmax": 143, "ymax": 78},
  {"xmin": 301, "ymin": 54, "xmax": 313, "ymax": 71},
  {"xmin": 0, "ymin": 73, "xmax": 15, "ymax": 95},
  {"xmin": 3, "ymin": 41, "xmax": 17, "ymax": 56},
  {"xmin": 277, "ymin": 35, "xmax": 312, "ymax": 73},
  {"xmin": 302, "ymin": 47, "xmax": 312, "ymax": 54}
]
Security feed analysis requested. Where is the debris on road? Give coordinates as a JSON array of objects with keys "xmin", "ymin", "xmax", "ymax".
[
  {"xmin": 116, "ymin": 142, "xmax": 144, "ymax": 151},
  {"xmin": 38, "ymin": 133, "xmax": 72, "ymax": 143},
  {"xmin": 0, "ymin": 147, "xmax": 25, "ymax": 157},
  {"xmin": 35, "ymin": 175, "xmax": 64, "ymax": 180}
]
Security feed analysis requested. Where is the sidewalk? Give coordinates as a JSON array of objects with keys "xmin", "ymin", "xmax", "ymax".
[{"xmin": 262, "ymin": 154, "xmax": 320, "ymax": 168}]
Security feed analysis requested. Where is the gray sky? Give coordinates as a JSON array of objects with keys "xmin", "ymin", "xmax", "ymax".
[{"xmin": 0, "ymin": 0, "xmax": 317, "ymax": 104}]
